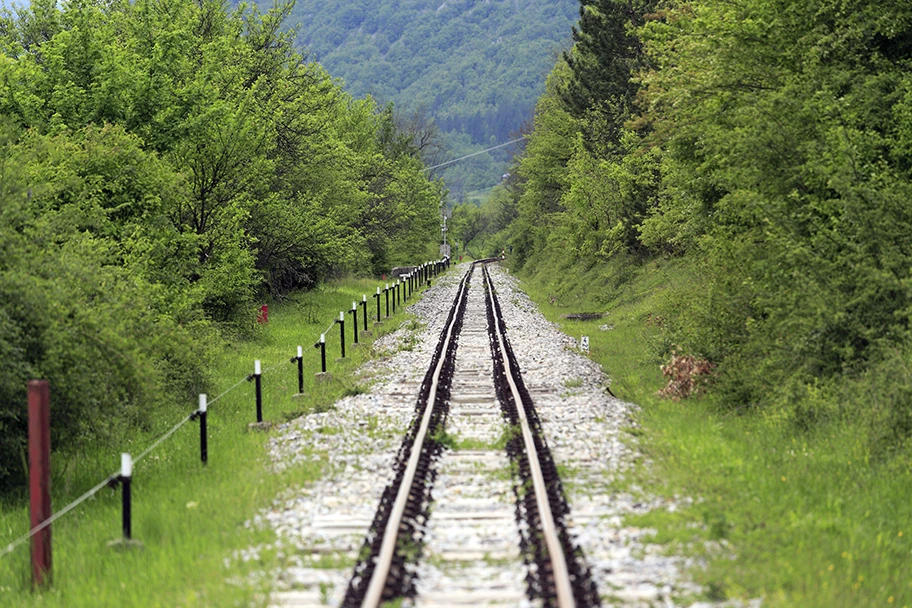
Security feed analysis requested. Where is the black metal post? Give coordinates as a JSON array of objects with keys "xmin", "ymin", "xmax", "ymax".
[
  {"xmin": 297, "ymin": 347, "xmax": 304, "ymax": 393},
  {"xmin": 374, "ymin": 289, "xmax": 381, "ymax": 322},
  {"xmin": 361, "ymin": 296, "xmax": 368, "ymax": 332},
  {"xmin": 385, "ymin": 285, "xmax": 390, "ymax": 317},
  {"xmin": 254, "ymin": 360, "xmax": 263, "ymax": 423},
  {"xmin": 197, "ymin": 394, "xmax": 208, "ymax": 464},
  {"xmin": 315, "ymin": 335, "xmax": 327, "ymax": 373},
  {"xmin": 351, "ymin": 303, "xmax": 359, "ymax": 345},
  {"xmin": 200, "ymin": 409, "xmax": 208, "ymax": 464},
  {"xmin": 120, "ymin": 453, "xmax": 132, "ymax": 540},
  {"xmin": 392, "ymin": 284, "xmax": 397, "ymax": 314},
  {"xmin": 337, "ymin": 312, "xmax": 346, "ymax": 358},
  {"xmin": 122, "ymin": 477, "xmax": 131, "ymax": 539}
]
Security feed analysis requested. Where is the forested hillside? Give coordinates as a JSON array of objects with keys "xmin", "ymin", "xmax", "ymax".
[
  {"xmin": 0, "ymin": 0, "xmax": 441, "ymax": 490},
  {"xmin": 289, "ymin": 0, "xmax": 576, "ymax": 143},
  {"xmin": 284, "ymin": 0, "xmax": 577, "ymax": 198},
  {"xmin": 452, "ymin": 1, "xmax": 912, "ymax": 600},
  {"xmin": 471, "ymin": 0, "xmax": 912, "ymax": 447}
]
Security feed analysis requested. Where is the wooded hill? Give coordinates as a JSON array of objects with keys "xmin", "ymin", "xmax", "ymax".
[
  {"xmin": 284, "ymin": 0, "xmax": 578, "ymax": 197},
  {"xmin": 289, "ymin": 0, "xmax": 577, "ymax": 144},
  {"xmin": 0, "ymin": 0, "xmax": 442, "ymax": 490},
  {"xmin": 469, "ymin": 0, "xmax": 912, "ymax": 452}
]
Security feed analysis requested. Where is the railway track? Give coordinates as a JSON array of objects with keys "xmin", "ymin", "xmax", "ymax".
[{"xmin": 341, "ymin": 261, "xmax": 600, "ymax": 607}]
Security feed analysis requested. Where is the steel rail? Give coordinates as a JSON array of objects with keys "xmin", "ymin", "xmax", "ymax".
[
  {"xmin": 360, "ymin": 265, "xmax": 474, "ymax": 607},
  {"xmin": 482, "ymin": 264, "xmax": 576, "ymax": 607}
]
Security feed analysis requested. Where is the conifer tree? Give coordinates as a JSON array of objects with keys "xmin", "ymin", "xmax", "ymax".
[{"xmin": 561, "ymin": 0, "xmax": 655, "ymax": 156}]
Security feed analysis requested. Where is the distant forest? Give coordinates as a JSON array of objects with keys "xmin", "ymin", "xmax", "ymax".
[
  {"xmin": 290, "ymin": 0, "xmax": 577, "ymax": 143},
  {"xmin": 285, "ymin": 0, "xmax": 578, "ymax": 197}
]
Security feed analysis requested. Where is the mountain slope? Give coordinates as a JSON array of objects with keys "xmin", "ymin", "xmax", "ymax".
[{"xmin": 289, "ymin": 0, "xmax": 578, "ymax": 145}]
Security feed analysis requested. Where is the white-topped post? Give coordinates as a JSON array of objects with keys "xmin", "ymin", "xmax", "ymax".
[{"xmin": 198, "ymin": 394, "xmax": 208, "ymax": 464}]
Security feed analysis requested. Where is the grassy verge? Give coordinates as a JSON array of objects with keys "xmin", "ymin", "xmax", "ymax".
[
  {"xmin": 514, "ymin": 254, "xmax": 912, "ymax": 607},
  {"xmin": 0, "ymin": 276, "xmax": 425, "ymax": 607}
]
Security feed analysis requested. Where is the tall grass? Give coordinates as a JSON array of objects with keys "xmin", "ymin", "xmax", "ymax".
[
  {"xmin": 516, "ymin": 254, "xmax": 912, "ymax": 606},
  {"xmin": 0, "ymin": 276, "xmax": 422, "ymax": 607}
]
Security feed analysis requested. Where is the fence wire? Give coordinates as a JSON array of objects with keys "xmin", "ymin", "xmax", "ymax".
[{"xmin": 0, "ymin": 258, "xmax": 449, "ymax": 563}]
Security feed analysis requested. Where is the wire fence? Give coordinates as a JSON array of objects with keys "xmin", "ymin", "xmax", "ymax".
[{"xmin": 0, "ymin": 257, "xmax": 450, "ymax": 572}]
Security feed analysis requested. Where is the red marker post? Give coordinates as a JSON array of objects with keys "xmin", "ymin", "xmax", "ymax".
[{"xmin": 28, "ymin": 380, "xmax": 52, "ymax": 588}]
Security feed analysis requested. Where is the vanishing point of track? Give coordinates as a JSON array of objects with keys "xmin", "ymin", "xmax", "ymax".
[{"xmin": 342, "ymin": 261, "xmax": 600, "ymax": 608}]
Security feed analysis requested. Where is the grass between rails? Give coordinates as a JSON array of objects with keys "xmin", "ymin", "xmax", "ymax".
[
  {"xmin": 0, "ymin": 275, "xmax": 427, "ymax": 607},
  {"xmin": 513, "ymin": 254, "xmax": 912, "ymax": 607}
]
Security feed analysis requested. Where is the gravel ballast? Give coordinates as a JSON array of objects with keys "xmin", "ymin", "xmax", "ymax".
[{"xmin": 247, "ymin": 263, "xmax": 750, "ymax": 607}]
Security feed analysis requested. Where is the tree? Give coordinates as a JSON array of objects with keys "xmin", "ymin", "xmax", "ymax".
[
  {"xmin": 450, "ymin": 203, "xmax": 489, "ymax": 254},
  {"xmin": 561, "ymin": 0, "xmax": 656, "ymax": 156}
]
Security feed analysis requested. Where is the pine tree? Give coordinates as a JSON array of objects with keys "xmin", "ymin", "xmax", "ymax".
[{"xmin": 561, "ymin": 0, "xmax": 655, "ymax": 156}]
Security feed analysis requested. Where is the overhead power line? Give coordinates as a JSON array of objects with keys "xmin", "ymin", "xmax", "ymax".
[{"xmin": 425, "ymin": 136, "xmax": 526, "ymax": 172}]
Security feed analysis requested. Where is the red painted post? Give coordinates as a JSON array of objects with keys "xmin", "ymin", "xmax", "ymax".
[{"xmin": 28, "ymin": 380, "xmax": 52, "ymax": 588}]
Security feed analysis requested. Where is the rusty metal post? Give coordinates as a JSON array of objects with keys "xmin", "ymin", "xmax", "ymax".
[{"xmin": 28, "ymin": 380, "xmax": 52, "ymax": 588}]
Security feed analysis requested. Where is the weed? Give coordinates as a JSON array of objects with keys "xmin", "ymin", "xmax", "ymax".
[
  {"xmin": 562, "ymin": 377, "xmax": 584, "ymax": 389},
  {"xmin": 454, "ymin": 436, "xmax": 496, "ymax": 450},
  {"xmin": 318, "ymin": 581, "xmax": 332, "ymax": 604},
  {"xmin": 431, "ymin": 427, "xmax": 458, "ymax": 450},
  {"xmin": 342, "ymin": 383, "xmax": 369, "ymax": 397},
  {"xmin": 493, "ymin": 423, "xmax": 521, "ymax": 450}
]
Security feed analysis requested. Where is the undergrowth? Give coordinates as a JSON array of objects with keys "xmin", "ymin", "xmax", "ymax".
[
  {"xmin": 0, "ymin": 275, "xmax": 426, "ymax": 607},
  {"xmin": 514, "ymin": 253, "xmax": 912, "ymax": 607}
]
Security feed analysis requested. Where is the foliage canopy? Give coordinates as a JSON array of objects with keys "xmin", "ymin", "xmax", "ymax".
[
  {"xmin": 0, "ymin": 0, "xmax": 442, "ymax": 490},
  {"xmin": 488, "ymin": 0, "xmax": 912, "ymax": 445}
]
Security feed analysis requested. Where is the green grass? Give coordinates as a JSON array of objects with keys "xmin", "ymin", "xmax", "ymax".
[
  {"xmin": 514, "ymin": 254, "xmax": 912, "ymax": 607},
  {"xmin": 0, "ymin": 275, "xmax": 433, "ymax": 607}
]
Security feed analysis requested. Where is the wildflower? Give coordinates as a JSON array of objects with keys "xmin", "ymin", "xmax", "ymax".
[{"xmin": 828, "ymin": 564, "xmax": 835, "ymax": 571}]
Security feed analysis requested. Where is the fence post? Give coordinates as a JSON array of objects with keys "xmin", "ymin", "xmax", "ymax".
[
  {"xmin": 28, "ymin": 380, "xmax": 51, "ymax": 589},
  {"xmin": 120, "ymin": 453, "xmax": 133, "ymax": 540},
  {"xmin": 254, "ymin": 360, "xmax": 263, "ymax": 423},
  {"xmin": 361, "ymin": 295, "xmax": 368, "ymax": 332},
  {"xmin": 385, "ymin": 284, "xmax": 390, "ymax": 318},
  {"xmin": 198, "ymin": 394, "xmax": 207, "ymax": 464},
  {"xmin": 350, "ymin": 302, "xmax": 359, "ymax": 345},
  {"xmin": 374, "ymin": 287, "xmax": 382, "ymax": 324},
  {"xmin": 337, "ymin": 311, "xmax": 346, "ymax": 358},
  {"xmin": 315, "ymin": 334, "xmax": 327, "ymax": 373},
  {"xmin": 392, "ymin": 283, "xmax": 397, "ymax": 314},
  {"xmin": 296, "ymin": 346, "xmax": 304, "ymax": 394}
]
